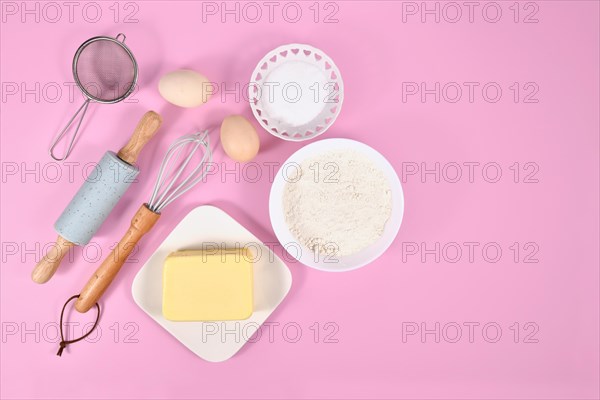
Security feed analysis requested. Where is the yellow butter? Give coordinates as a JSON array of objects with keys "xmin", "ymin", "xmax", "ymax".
[{"xmin": 162, "ymin": 248, "xmax": 254, "ymax": 321}]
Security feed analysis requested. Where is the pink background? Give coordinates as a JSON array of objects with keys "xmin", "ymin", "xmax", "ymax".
[{"xmin": 1, "ymin": 1, "xmax": 599, "ymax": 399}]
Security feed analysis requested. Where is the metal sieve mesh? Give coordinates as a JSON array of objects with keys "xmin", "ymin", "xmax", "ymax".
[
  {"xmin": 50, "ymin": 34, "xmax": 138, "ymax": 161},
  {"xmin": 74, "ymin": 36, "xmax": 136, "ymax": 102}
]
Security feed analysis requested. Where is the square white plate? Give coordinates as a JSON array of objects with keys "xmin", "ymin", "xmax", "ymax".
[{"xmin": 132, "ymin": 205, "xmax": 292, "ymax": 362}]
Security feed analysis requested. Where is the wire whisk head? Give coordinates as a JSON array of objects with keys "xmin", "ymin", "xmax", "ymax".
[{"xmin": 147, "ymin": 131, "xmax": 212, "ymax": 213}]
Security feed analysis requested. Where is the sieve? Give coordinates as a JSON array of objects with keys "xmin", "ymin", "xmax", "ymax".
[{"xmin": 49, "ymin": 33, "xmax": 138, "ymax": 161}]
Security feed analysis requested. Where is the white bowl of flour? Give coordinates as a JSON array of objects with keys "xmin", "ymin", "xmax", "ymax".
[{"xmin": 270, "ymin": 139, "xmax": 404, "ymax": 271}]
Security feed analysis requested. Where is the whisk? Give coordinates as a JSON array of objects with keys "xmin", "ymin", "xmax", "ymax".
[{"xmin": 75, "ymin": 131, "xmax": 212, "ymax": 313}]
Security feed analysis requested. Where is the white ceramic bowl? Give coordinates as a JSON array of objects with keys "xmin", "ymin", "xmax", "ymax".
[
  {"xmin": 269, "ymin": 138, "xmax": 404, "ymax": 272},
  {"xmin": 249, "ymin": 43, "xmax": 344, "ymax": 141}
]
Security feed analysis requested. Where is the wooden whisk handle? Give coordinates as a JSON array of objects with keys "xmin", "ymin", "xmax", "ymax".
[{"xmin": 75, "ymin": 204, "xmax": 160, "ymax": 313}]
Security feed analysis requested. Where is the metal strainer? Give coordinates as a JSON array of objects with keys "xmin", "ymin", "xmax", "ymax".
[{"xmin": 49, "ymin": 33, "xmax": 138, "ymax": 161}]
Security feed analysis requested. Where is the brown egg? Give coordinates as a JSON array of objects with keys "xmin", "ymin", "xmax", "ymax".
[{"xmin": 220, "ymin": 115, "xmax": 260, "ymax": 162}]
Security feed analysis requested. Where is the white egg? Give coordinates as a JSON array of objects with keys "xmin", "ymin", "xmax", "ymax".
[{"xmin": 158, "ymin": 69, "xmax": 212, "ymax": 108}]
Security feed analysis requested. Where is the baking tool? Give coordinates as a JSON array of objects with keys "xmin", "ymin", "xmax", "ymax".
[
  {"xmin": 269, "ymin": 138, "xmax": 404, "ymax": 272},
  {"xmin": 249, "ymin": 43, "xmax": 344, "ymax": 141},
  {"xmin": 75, "ymin": 131, "xmax": 213, "ymax": 313},
  {"xmin": 49, "ymin": 33, "xmax": 138, "ymax": 161},
  {"xmin": 32, "ymin": 111, "xmax": 162, "ymax": 284},
  {"xmin": 132, "ymin": 205, "xmax": 292, "ymax": 362}
]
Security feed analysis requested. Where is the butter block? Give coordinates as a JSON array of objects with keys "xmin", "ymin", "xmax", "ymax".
[{"xmin": 162, "ymin": 248, "xmax": 254, "ymax": 321}]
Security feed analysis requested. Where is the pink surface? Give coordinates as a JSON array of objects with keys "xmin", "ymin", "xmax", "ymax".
[{"xmin": 1, "ymin": 1, "xmax": 599, "ymax": 399}]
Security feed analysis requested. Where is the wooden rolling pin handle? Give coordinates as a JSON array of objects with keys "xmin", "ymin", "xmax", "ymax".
[
  {"xmin": 117, "ymin": 111, "xmax": 162, "ymax": 165},
  {"xmin": 75, "ymin": 204, "xmax": 160, "ymax": 313},
  {"xmin": 32, "ymin": 236, "xmax": 75, "ymax": 284}
]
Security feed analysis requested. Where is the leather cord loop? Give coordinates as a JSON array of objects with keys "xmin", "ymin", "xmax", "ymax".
[{"xmin": 57, "ymin": 295, "xmax": 101, "ymax": 356}]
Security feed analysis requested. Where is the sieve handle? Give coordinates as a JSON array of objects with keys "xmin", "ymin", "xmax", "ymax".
[
  {"xmin": 117, "ymin": 111, "xmax": 162, "ymax": 165},
  {"xmin": 49, "ymin": 99, "xmax": 91, "ymax": 161},
  {"xmin": 75, "ymin": 204, "xmax": 160, "ymax": 313},
  {"xmin": 32, "ymin": 235, "xmax": 75, "ymax": 284}
]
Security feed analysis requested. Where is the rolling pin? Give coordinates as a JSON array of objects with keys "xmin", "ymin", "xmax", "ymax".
[{"xmin": 32, "ymin": 111, "xmax": 162, "ymax": 284}]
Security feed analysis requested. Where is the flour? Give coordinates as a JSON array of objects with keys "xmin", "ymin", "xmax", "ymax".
[{"xmin": 282, "ymin": 149, "xmax": 393, "ymax": 257}]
